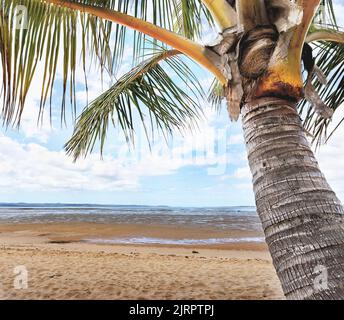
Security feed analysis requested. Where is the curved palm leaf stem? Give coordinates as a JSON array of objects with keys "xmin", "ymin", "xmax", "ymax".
[
  {"xmin": 290, "ymin": 0, "xmax": 322, "ymax": 57},
  {"xmin": 43, "ymin": 0, "xmax": 227, "ymax": 84},
  {"xmin": 129, "ymin": 49, "xmax": 181, "ymax": 81},
  {"xmin": 201, "ymin": 0, "xmax": 237, "ymax": 30},
  {"xmin": 306, "ymin": 30, "xmax": 344, "ymax": 44}
]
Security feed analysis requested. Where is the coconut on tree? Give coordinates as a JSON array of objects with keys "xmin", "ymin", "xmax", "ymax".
[{"xmin": 1, "ymin": 0, "xmax": 344, "ymax": 300}]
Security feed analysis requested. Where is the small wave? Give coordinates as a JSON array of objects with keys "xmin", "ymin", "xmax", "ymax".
[
  {"xmin": 0, "ymin": 206, "xmax": 261, "ymax": 231},
  {"xmin": 86, "ymin": 236, "xmax": 265, "ymax": 245}
]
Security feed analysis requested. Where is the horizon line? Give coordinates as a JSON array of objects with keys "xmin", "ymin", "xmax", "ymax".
[{"xmin": 0, "ymin": 202, "xmax": 255, "ymax": 208}]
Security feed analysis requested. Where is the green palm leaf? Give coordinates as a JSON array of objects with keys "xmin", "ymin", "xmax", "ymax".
[
  {"xmin": 64, "ymin": 48, "xmax": 204, "ymax": 160},
  {"xmin": 207, "ymin": 77, "xmax": 224, "ymax": 112},
  {"xmin": 296, "ymin": 1, "xmax": 344, "ymax": 147},
  {"xmin": 314, "ymin": 0, "xmax": 339, "ymax": 30},
  {"xmin": 0, "ymin": 0, "xmax": 214, "ymax": 127},
  {"xmin": 173, "ymin": 0, "xmax": 215, "ymax": 40},
  {"xmin": 300, "ymin": 41, "xmax": 344, "ymax": 147},
  {"xmin": 1, "ymin": 0, "xmax": 115, "ymax": 125}
]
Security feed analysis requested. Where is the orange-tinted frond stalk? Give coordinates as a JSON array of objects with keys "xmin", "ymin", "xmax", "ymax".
[
  {"xmin": 45, "ymin": 0, "xmax": 227, "ymax": 84},
  {"xmin": 202, "ymin": 0, "xmax": 237, "ymax": 30}
]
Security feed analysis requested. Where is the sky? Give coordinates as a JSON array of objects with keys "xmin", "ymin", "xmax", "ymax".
[{"xmin": 0, "ymin": 1, "xmax": 344, "ymax": 207}]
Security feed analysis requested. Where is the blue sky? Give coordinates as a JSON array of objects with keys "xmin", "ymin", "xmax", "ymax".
[{"xmin": 0, "ymin": 1, "xmax": 344, "ymax": 207}]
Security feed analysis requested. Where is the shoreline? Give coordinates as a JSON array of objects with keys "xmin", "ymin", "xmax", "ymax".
[{"xmin": 0, "ymin": 221, "xmax": 265, "ymax": 246}]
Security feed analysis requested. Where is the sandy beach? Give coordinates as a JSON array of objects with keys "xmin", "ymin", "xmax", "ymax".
[{"xmin": 0, "ymin": 222, "xmax": 284, "ymax": 300}]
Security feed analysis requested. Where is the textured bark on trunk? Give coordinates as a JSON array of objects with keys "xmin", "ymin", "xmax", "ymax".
[{"xmin": 242, "ymin": 98, "xmax": 344, "ymax": 300}]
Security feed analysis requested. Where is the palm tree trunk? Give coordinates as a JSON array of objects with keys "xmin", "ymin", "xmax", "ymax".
[{"xmin": 241, "ymin": 97, "xmax": 344, "ymax": 300}]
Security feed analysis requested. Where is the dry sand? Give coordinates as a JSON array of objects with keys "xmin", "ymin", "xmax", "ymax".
[{"xmin": 0, "ymin": 223, "xmax": 284, "ymax": 300}]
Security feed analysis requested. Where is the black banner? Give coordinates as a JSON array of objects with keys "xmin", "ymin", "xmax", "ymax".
[{"xmin": 0, "ymin": 300, "xmax": 341, "ymax": 319}]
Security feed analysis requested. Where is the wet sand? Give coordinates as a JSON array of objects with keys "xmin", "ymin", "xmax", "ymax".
[{"xmin": 0, "ymin": 223, "xmax": 284, "ymax": 300}]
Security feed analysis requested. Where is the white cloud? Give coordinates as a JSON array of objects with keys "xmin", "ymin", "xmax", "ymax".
[
  {"xmin": 218, "ymin": 163, "xmax": 251, "ymax": 182},
  {"xmin": 230, "ymin": 134, "xmax": 244, "ymax": 145},
  {"xmin": 233, "ymin": 166, "xmax": 251, "ymax": 179},
  {"xmin": 0, "ymin": 116, "xmax": 237, "ymax": 193},
  {"xmin": 0, "ymin": 135, "xmax": 137, "ymax": 192},
  {"xmin": 0, "ymin": 59, "xmax": 56, "ymax": 144},
  {"xmin": 333, "ymin": 1, "xmax": 344, "ymax": 27},
  {"xmin": 315, "ymin": 105, "xmax": 344, "ymax": 201},
  {"xmin": 19, "ymin": 103, "xmax": 54, "ymax": 143}
]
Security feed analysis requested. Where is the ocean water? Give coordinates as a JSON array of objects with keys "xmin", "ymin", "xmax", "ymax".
[{"xmin": 0, "ymin": 204, "xmax": 264, "ymax": 244}]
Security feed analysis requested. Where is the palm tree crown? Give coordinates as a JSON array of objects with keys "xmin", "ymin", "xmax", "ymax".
[
  {"xmin": 2, "ymin": 0, "xmax": 344, "ymax": 300},
  {"xmin": 0, "ymin": 0, "xmax": 343, "ymax": 154}
]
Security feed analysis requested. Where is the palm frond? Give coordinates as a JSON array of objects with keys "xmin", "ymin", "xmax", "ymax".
[
  {"xmin": 0, "ymin": 0, "xmax": 213, "ymax": 127},
  {"xmin": 297, "ymin": 0, "xmax": 344, "ymax": 147},
  {"xmin": 299, "ymin": 41, "xmax": 344, "ymax": 147},
  {"xmin": 207, "ymin": 77, "xmax": 224, "ymax": 113},
  {"xmin": 312, "ymin": 0, "xmax": 339, "ymax": 30},
  {"xmin": 64, "ymin": 48, "xmax": 205, "ymax": 160},
  {"xmin": 173, "ymin": 0, "xmax": 215, "ymax": 40},
  {"xmin": 0, "ymin": 0, "xmax": 116, "ymax": 126}
]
